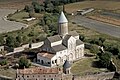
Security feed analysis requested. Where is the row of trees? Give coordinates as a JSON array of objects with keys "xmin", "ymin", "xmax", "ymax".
[
  {"xmin": 0, "ymin": 57, "xmax": 31, "ymax": 69},
  {"xmin": 0, "ymin": 34, "xmax": 28, "ymax": 48},
  {"xmin": 24, "ymin": 0, "xmax": 84, "ymax": 14},
  {"xmin": 24, "ymin": 0, "xmax": 61, "ymax": 16}
]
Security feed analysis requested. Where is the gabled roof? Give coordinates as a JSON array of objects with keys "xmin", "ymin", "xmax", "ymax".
[
  {"xmin": 63, "ymin": 35, "xmax": 72, "ymax": 41},
  {"xmin": 52, "ymin": 44, "xmax": 67, "ymax": 52},
  {"xmin": 68, "ymin": 31, "xmax": 79, "ymax": 37},
  {"xmin": 47, "ymin": 35, "xmax": 62, "ymax": 43},
  {"xmin": 59, "ymin": 11, "xmax": 68, "ymax": 23},
  {"xmin": 76, "ymin": 39, "xmax": 83, "ymax": 46}
]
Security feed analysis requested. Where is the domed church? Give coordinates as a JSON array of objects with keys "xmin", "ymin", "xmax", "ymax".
[{"xmin": 37, "ymin": 12, "xmax": 84, "ymax": 67}]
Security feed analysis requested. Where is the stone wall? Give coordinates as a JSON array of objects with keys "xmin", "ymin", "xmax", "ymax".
[
  {"xmin": 31, "ymin": 41, "xmax": 44, "ymax": 49},
  {"xmin": 2, "ymin": 41, "xmax": 44, "ymax": 56},
  {"xmin": 74, "ymin": 72, "xmax": 115, "ymax": 80}
]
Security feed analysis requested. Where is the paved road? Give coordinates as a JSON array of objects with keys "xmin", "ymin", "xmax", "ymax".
[
  {"xmin": 0, "ymin": 9, "xmax": 27, "ymax": 33},
  {"xmin": 72, "ymin": 16, "xmax": 120, "ymax": 38}
]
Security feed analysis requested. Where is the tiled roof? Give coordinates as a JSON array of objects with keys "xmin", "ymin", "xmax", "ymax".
[
  {"xmin": 68, "ymin": 31, "xmax": 79, "ymax": 37},
  {"xmin": 18, "ymin": 67, "xmax": 59, "ymax": 75},
  {"xmin": 62, "ymin": 35, "xmax": 71, "ymax": 47},
  {"xmin": 37, "ymin": 52, "xmax": 55, "ymax": 59},
  {"xmin": 76, "ymin": 39, "xmax": 83, "ymax": 46},
  {"xmin": 59, "ymin": 11, "xmax": 68, "ymax": 23},
  {"xmin": 52, "ymin": 44, "xmax": 67, "ymax": 52},
  {"xmin": 47, "ymin": 35, "xmax": 62, "ymax": 43},
  {"xmin": 63, "ymin": 35, "xmax": 71, "ymax": 41}
]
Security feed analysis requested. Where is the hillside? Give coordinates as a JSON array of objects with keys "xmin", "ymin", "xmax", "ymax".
[{"xmin": 0, "ymin": 0, "xmax": 44, "ymax": 9}]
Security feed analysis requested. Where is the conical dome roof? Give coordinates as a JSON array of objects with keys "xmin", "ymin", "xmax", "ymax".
[{"xmin": 59, "ymin": 11, "xmax": 68, "ymax": 23}]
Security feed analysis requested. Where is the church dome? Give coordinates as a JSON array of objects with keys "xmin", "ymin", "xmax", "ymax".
[{"xmin": 59, "ymin": 11, "xmax": 68, "ymax": 23}]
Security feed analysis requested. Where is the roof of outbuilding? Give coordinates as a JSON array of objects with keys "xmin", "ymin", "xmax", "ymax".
[
  {"xmin": 47, "ymin": 35, "xmax": 62, "ymax": 43},
  {"xmin": 68, "ymin": 31, "xmax": 79, "ymax": 37},
  {"xmin": 52, "ymin": 44, "xmax": 67, "ymax": 52},
  {"xmin": 18, "ymin": 67, "xmax": 59, "ymax": 75},
  {"xmin": 59, "ymin": 11, "xmax": 68, "ymax": 23},
  {"xmin": 37, "ymin": 52, "xmax": 55, "ymax": 59}
]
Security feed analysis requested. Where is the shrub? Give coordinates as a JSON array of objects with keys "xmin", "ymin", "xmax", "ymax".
[
  {"xmin": 98, "ymin": 52, "xmax": 112, "ymax": 68},
  {"xmin": 79, "ymin": 35, "xmax": 85, "ymax": 41},
  {"xmin": 0, "ymin": 59, "xmax": 7, "ymax": 66},
  {"xmin": 90, "ymin": 45, "xmax": 100, "ymax": 55},
  {"xmin": 18, "ymin": 57, "xmax": 31, "ymax": 69}
]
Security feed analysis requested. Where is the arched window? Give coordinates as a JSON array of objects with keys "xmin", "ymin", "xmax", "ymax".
[
  {"xmin": 69, "ymin": 53, "xmax": 73, "ymax": 61},
  {"xmin": 57, "ymin": 57, "xmax": 62, "ymax": 64}
]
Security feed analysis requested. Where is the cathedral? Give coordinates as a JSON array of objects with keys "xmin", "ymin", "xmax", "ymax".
[{"xmin": 37, "ymin": 12, "xmax": 84, "ymax": 67}]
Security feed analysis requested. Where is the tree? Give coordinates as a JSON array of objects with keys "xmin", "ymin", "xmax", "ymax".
[
  {"xmin": 99, "ymin": 37, "xmax": 105, "ymax": 43},
  {"xmin": 16, "ymin": 35, "xmax": 22, "ymax": 45},
  {"xmin": 98, "ymin": 52, "xmax": 112, "ymax": 68},
  {"xmin": 22, "ymin": 35, "xmax": 28, "ymax": 44},
  {"xmin": 29, "ymin": 11, "xmax": 34, "ymax": 18},
  {"xmin": 24, "ymin": 5, "xmax": 30, "ymax": 12},
  {"xmin": 90, "ymin": 45, "xmax": 99, "ymax": 55},
  {"xmin": 0, "ymin": 35, "xmax": 4, "ymax": 46},
  {"xmin": 0, "ymin": 59, "xmax": 7, "ymax": 66},
  {"xmin": 46, "ymin": 2, "xmax": 54, "ymax": 13},
  {"xmin": 6, "ymin": 35, "xmax": 15, "ymax": 48},
  {"xmin": 18, "ymin": 57, "xmax": 31, "ymax": 69},
  {"xmin": 79, "ymin": 35, "xmax": 85, "ymax": 41}
]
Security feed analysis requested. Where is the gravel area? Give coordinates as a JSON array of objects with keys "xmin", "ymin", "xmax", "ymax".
[{"xmin": 0, "ymin": 9, "xmax": 27, "ymax": 33}]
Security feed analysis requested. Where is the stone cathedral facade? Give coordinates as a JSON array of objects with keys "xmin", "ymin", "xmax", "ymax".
[{"xmin": 37, "ymin": 12, "xmax": 84, "ymax": 67}]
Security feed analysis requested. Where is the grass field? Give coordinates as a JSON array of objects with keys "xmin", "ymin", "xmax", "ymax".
[
  {"xmin": 71, "ymin": 57, "xmax": 107, "ymax": 76},
  {"xmin": 65, "ymin": 1, "xmax": 120, "ymax": 13},
  {"xmin": 0, "ymin": 68, "xmax": 16, "ymax": 79}
]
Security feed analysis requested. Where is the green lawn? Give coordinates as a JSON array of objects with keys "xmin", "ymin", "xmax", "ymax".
[
  {"xmin": 0, "ymin": 68, "xmax": 16, "ymax": 79},
  {"xmin": 71, "ymin": 57, "xmax": 107, "ymax": 76}
]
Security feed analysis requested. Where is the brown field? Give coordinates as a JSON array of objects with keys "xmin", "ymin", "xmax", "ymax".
[
  {"xmin": 65, "ymin": 1, "xmax": 120, "ymax": 13},
  {"xmin": 0, "ymin": 0, "xmax": 44, "ymax": 9}
]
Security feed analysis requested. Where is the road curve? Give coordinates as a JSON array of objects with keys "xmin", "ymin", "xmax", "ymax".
[
  {"xmin": 72, "ymin": 15, "xmax": 120, "ymax": 38},
  {"xmin": 0, "ymin": 9, "xmax": 27, "ymax": 33}
]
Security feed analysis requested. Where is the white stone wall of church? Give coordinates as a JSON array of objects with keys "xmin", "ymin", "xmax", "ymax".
[
  {"xmin": 51, "ymin": 49, "xmax": 68, "ymax": 66},
  {"xmin": 76, "ymin": 44, "xmax": 84, "ymax": 58},
  {"xmin": 67, "ymin": 36, "xmax": 76, "ymax": 61},
  {"xmin": 57, "ymin": 50, "xmax": 68, "ymax": 64},
  {"xmin": 51, "ymin": 40, "xmax": 62, "ymax": 47}
]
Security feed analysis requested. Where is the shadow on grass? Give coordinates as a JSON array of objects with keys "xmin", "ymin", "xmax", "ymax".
[
  {"xmin": 92, "ymin": 60, "xmax": 100, "ymax": 68},
  {"xmin": 84, "ymin": 53, "xmax": 94, "ymax": 57}
]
